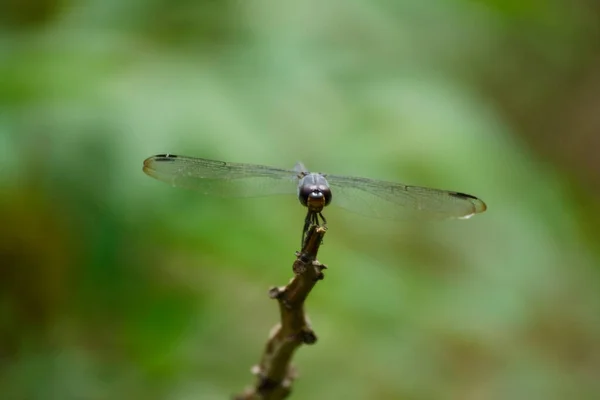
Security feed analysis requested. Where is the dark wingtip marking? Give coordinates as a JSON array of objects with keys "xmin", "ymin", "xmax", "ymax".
[
  {"xmin": 153, "ymin": 154, "xmax": 178, "ymax": 161},
  {"xmin": 143, "ymin": 154, "xmax": 177, "ymax": 174},
  {"xmin": 450, "ymin": 191, "xmax": 487, "ymax": 213},
  {"xmin": 450, "ymin": 191, "xmax": 478, "ymax": 200}
]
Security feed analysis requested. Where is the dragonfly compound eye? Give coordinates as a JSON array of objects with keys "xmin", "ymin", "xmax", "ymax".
[
  {"xmin": 298, "ymin": 185, "xmax": 315, "ymax": 207},
  {"xmin": 322, "ymin": 186, "xmax": 332, "ymax": 206}
]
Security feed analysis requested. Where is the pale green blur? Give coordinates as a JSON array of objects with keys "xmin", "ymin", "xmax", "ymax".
[{"xmin": 1, "ymin": 1, "xmax": 600, "ymax": 399}]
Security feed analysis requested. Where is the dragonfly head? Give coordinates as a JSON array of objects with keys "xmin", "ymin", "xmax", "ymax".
[{"xmin": 298, "ymin": 174, "xmax": 332, "ymax": 212}]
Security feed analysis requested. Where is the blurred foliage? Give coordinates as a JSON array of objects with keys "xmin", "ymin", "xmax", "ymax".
[{"xmin": 1, "ymin": 0, "xmax": 600, "ymax": 399}]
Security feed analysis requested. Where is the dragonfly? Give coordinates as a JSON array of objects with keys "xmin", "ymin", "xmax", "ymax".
[{"xmin": 142, "ymin": 154, "xmax": 487, "ymax": 246}]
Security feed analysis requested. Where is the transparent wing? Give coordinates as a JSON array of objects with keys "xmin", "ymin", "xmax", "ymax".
[
  {"xmin": 325, "ymin": 174, "xmax": 487, "ymax": 220},
  {"xmin": 143, "ymin": 154, "xmax": 299, "ymax": 198}
]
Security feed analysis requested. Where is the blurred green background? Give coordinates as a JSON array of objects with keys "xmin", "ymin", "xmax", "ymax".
[{"xmin": 2, "ymin": 0, "xmax": 600, "ymax": 399}]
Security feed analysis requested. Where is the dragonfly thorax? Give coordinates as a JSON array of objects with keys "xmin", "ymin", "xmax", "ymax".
[{"xmin": 297, "ymin": 173, "xmax": 332, "ymax": 212}]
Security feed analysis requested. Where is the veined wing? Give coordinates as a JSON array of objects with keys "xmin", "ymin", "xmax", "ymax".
[
  {"xmin": 143, "ymin": 154, "xmax": 299, "ymax": 198},
  {"xmin": 325, "ymin": 173, "xmax": 487, "ymax": 220}
]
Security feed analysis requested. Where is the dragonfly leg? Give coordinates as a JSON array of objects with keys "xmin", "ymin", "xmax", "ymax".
[
  {"xmin": 318, "ymin": 212, "xmax": 327, "ymax": 227},
  {"xmin": 301, "ymin": 211, "xmax": 328, "ymax": 248},
  {"xmin": 301, "ymin": 210, "xmax": 313, "ymax": 248}
]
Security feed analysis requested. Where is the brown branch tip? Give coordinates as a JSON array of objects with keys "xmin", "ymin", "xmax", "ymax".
[{"xmin": 234, "ymin": 225, "xmax": 327, "ymax": 400}]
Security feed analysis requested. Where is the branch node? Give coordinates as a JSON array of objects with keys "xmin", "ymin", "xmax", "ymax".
[
  {"xmin": 300, "ymin": 328, "xmax": 318, "ymax": 344},
  {"xmin": 292, "ymin": 259, "xmax": 306, "ymax": 274},
  {"xmin": 268, "ymin": 286, "xmax": 285, "ymax": 300}
]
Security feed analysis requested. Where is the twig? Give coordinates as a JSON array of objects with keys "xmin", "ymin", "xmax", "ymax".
[{"xmin": 234, "ymin": 225, "xmax": 328, "ymax": 400}]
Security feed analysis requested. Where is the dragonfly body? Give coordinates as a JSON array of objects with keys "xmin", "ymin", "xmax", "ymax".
[
  {"xmin": 143, "ymin": 154, "xmax": 487, "ymax": 246},
  {"xmin": 294, "ymin": 166, "xmax": 333, "ymax": 245}
]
